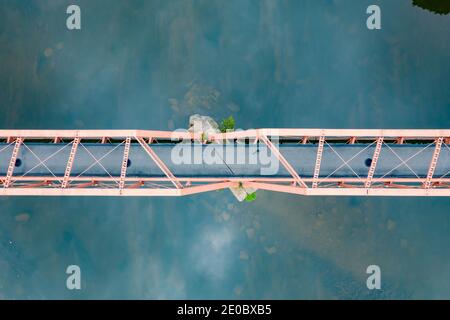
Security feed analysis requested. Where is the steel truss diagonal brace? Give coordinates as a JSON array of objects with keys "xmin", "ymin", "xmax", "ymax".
[
  {"xmin": 424, "ymin": 137, "xmax": 444, "ymax": 189},
  {"xmin": 259, "ymin": 135, "xmax": 308, "ymax": 188},
  {"xmin": 119, "ymin": 137, "xmax": 131, "ymax": 190},
  {"xmin": 312, "ymin": 136, "xmax": 325, "ymax": 188},
  {"xmin": 62, "ymin": 137, "xmax": 80, "ymax": 188},
  {"xmin": 365, "ymin": 137, "xmax": 383, "ymax": 188},
  {"xmin": 3, "ymin": 137, "xmax": 23, "ymax": 188},
  {"xmin": 136, "ymin": 137, "xmax": 183, "ymax": 189}
]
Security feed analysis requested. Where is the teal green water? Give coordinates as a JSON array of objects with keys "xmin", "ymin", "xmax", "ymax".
[{"xmin": 0, "ymin": 0, "xmax": 449, "ymax": 299}]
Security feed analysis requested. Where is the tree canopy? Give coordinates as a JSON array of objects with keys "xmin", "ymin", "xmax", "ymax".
[{"xmin": 413, "ymin": 0, "xmax": 450, "ymax": 15}]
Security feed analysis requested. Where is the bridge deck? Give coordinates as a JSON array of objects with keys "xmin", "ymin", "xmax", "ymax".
[{"xmin": 0, "ymin": 143, "xmax": 448, "ymax": 179}]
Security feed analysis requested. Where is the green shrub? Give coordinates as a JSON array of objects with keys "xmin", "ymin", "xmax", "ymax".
[
  {"xmin": 219, "ymin": 116, "xmax": 235, "ymax": 133},
  {"xmin": 244, "ymin": 192, "xmax": 257, "ymax": 202},
  {"xmin": 413, "ymin": 0, "xmax": 450, "ymax": 15}
]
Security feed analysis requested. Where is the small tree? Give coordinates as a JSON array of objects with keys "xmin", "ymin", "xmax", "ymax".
[
  {"xmin": 412, "ymin": 0, "xmax": 450, "ymax": 15},
  {"xmin": 219, "ymin": 116, "xmax": 235, "ymax": 133},
  {"xmin": 244, "ymin": 192, "xmax": 257, "ymax": 202}
]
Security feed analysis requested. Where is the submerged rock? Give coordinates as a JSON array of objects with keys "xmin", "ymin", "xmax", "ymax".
[
  {"xmin": 239, "ymin": 251, "xmax": 249, "ymax": 260},
  {"xmin": 387, "ymin": 219, "xmax": 396, "ymax": 231},
  {"xmin": 15, "ymin": 213, "xmax": 30, "ymax": 223},
  {"xmin": 246, "ymin": 228, "xmax": 255, "ymax": 239},
  {"xmin": 221, "ymin": 212, "xmax": 231, "ymax": 221},
  {"xmin": 265, "ymin": 246, "xmax": 277, "ymax": 255},
  {"xmin": 188, "ymin": 114, "xmax": 220, "ymax": 138}
]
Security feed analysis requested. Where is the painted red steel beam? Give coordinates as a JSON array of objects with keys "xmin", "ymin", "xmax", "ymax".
[
  {"xmin": 1, "ymin": 129, "xmax": 449, "ymax": 139},
  {"xmin": 135, "ymin": 136, "xmax": 183, "ymax": 189},
  {"xmin": 119, "ymin": 137, "xmax": 131, "ymax": 191},
  {"xmin": 424, "ymin": 137, "xmax": 444, "ymax": 189},
  {"xmin": 61, "ymin": 137, "xmax": 80, "ymax": 188},
  {"xmin": 312, "ymin": 136, "xmax": 325, "ymax": 188},
  {"xmin": 364, "ymin": 137, "xmax": 383, "ymax": 188},
  {"xmin": 3, "ymin": 137, "xmax": 23, "ymax": 188},
  {"xmin": 259, "ymin": 135, "xmax": 308, "ymax": 188}
]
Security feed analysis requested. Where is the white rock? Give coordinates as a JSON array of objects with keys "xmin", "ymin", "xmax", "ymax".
[
  {"xmin": 188, "ymin": 114, "xmax": 220, "ymax": 138},
  {"xmin": 229, "ymin": 186, "xmax": 257, "ymax": 202}
]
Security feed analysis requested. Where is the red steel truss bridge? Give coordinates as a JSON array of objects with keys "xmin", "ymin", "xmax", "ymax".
[{"xmin": 0, "ymin": 129, "xmax": 449, "ymax": 197}]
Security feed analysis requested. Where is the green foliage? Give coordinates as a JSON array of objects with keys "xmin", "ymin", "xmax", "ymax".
[
  {"xmin": 219, "ymin": 116, "xmax": 235, "ymax": 133},
  {"xmin": 244, "ymin": 192, "xmax": 257, "ymax": 202},
  {"xmin": 413, "ymin": 0, "xmax": 450, "ymax": 15}
]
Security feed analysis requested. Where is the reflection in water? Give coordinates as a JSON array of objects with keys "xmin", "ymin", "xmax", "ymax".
[{"xmin": 191, "ymin": 227, "xmax": 234, "ymax": 281}]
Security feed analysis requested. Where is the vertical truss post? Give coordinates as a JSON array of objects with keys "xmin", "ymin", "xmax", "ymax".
[
  {"xmin": 396, "ymin": 137, "xmax": 404, "ymax": 144},
  {"xmin": 61, "ymin": 137, "xmax": 80, "ymax": 188},
  {"xmin": 365, "ymin": 137, "xmax": 383, "ymax": 188},
  {"xmin": 3, "ymin": 137, "xmax": 23, "ymax": 188},
  {"xmin": 348, "ymin": 137, "xmax": 356, "ymax": 144},
  {"xmin": 119, "ymin": 137, "xmax": 131, "ymax": 190},
  {"xmin": 136, "ymin": 136, "xmax": 183, "ymax": 189},
  {"xmin": 312, "ymin": 136, "xmax": 325, "ymax": 188},
  {"xmin": 424, "ymin": 137, "xmax": 443, "ymax": 189},
  {"xmin": 259, "ymin": 135, "xmax": 308, "ymax": 188}
]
